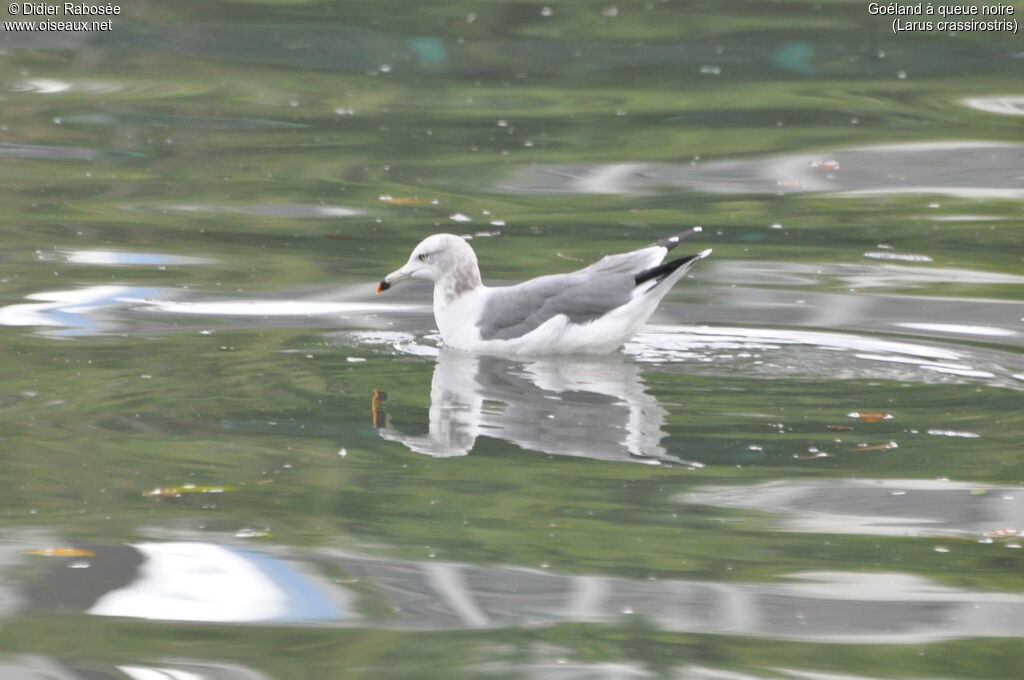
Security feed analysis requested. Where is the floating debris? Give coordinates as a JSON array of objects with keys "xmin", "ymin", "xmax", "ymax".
[
  {"xmin": 795, "ymin": 447, "xmax": 829, "ymax": 459},
  {"xmin": 144, "ymin": 487, "xmax": 181, "ymax": 498},
  {"xmin": 143, "ymin": 484, "xmax": 236, "ymax": 498},
  {"xmin": 927, "ymin": 429, "xmax": 980, "ymax": 438},
  {"xmin": 235, "ymin": 527, "xmax": 271, "ymax": 539},
  {"xmin": 379, "ymin": 196, "xmax": 432, "ymax": 206},
  {"xmin": 26, "ymin": 548, "xmax": 96, "ymax": 557},
  {"xmin": 854, "ymin": 441, "xmax": 899, "ymax": 451},
  {"xmin": 847, "ymin": 411, "xmax": 893, "ymax": 422},
  {"xmin": 863, "ymin": 252, "xmax": 934, "ymax": 262}
]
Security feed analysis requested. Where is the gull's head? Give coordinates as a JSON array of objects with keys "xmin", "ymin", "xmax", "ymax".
[{"xmin": 378, "ymin": 233, "xmax": 480, "ymax": 294}]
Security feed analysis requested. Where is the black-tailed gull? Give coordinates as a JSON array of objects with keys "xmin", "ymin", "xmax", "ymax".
[{"xmin": 377, "ymin": 228, "xmax": 710, "ymax": 354}]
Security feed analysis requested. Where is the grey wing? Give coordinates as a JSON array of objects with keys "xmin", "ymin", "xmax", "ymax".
[
  {"xmin": 576, "ymin": 228, "xmax": 702, "ymax": 276},
  {"xmin": 579, "ymin": 247, "xmax": 665, "ymax": 277},
  {"xmin": 478, "ymin": 272, "xmax": 636, "ymax": 341}
]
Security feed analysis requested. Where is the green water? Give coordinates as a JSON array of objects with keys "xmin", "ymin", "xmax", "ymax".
[{"xmin": 2, "ymin": 1, "xmax": 1023, "ymax": 678}]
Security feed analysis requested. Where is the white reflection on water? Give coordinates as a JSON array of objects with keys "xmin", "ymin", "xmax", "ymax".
[
  {"xmin": 897, "ymin": 322, "xmax": 1017, "ymax": 337},
  {"xmin": 962, "ymin": 96, "xmax": 1024, "ymax": 116},
  {"xmin": 64, "ymin": 250, "xmax": 215, "ymax": 266},
  {"xmin": 684, "ymin": 478, "xmax": 1024, "ymax": 539},
  {"xmin": 8, "ymin": 78, "xmax": 164, "ymax": 96},
  {"xmin": 88, "ymin": 542, "xmax": 346, "ymax": 623},
  {"xmin": 117, "ymin": 661, "xmax": 271, "ymax": 680},
  {"xmin": 356, "ymin": 317, "xmax": 1024, "ymax": 463},
  {"xmin": 372, "ymin": 347, "xmax": 694, "ymax": 465},
  {"xmin": 625, "ymin": 324, "xmax": 1023, "ymax": 389},
  {"xmin": 629, "ymin": 324, "xmax": 963, "ymax": 362},
  {"xmin": 149, "ymin": 299, "xmax": 412, "ymax": 316},
  {"xmin": 165, "ymin": 203, "xmax": 364, "ymax": 218},
  {"xmin": 17, "ymin": 535, "xmax": 1024, "ymax": 643},
  {"xmin": 0, "ymin": 285, "xmax": 164, "ymax": 337},
  {"xmin": 862, "ymin": 251, "xmax": 933, "ymax": 263},
  {"xmin": 11, "ymin": 77, "xmax": 71, "ymax": 93},
  {"xmin": 497, "ymin": 141, "xmax": 1024, "ymax": 199},
  {"xmin": 353, "ymin": 320, "xmax": 1021, "ymax": 463},
  {"xmin": 474, "ymin": 652, "xmax": 952, "ymax": 680},
  {"xmin": 0, "ymin": 285, "xmax": 421, "ymax": 335},
  {"xmin": 707, "ymin": 259, "xmax": 1024, "ymax": 289}
]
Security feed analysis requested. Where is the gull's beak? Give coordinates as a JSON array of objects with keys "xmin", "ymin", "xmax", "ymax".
[{"xmin": 377, "ymin": 265, "xmax": 413, "ymax": 294}]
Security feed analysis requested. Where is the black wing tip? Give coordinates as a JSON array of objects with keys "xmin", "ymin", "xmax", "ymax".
[
  {"xmin": 634, "ymin": 250, "xmax": 708, "ymax": 286},
  {"xmin": 651, "ymin": 226, "xmax": 702, "ymax": 251}
]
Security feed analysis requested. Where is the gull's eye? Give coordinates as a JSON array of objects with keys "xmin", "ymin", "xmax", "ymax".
[{"xmin": 418, "ymin": 253, "xmax": 429, "ymax": 262}]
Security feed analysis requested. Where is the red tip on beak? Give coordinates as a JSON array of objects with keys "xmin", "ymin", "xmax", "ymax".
[{"xmin": 377, "ymin": 280, "xmax": 390, "ymax": 294}]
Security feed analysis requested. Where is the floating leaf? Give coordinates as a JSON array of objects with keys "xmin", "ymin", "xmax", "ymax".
[
  {"xmin": 847, "ymin": 411, "xmax": 893, "ymax": 422},
  {"xmin": 143, "ymin": 484, "xmax": 236, "ymax": 498},
  {"xmin": 854, "ymin": 441, "xmax": 898, "ymax": 451},
  {"xmin": 26, "ymin": 548, "xmax": 95, "ymax": 557},
  {"xmin": 143, "ymin": 487, "xmax": 181, "ymax": 498},
  {"xmin": 379, "ymin": 195, "xmax": 431, "ymax": 206}
]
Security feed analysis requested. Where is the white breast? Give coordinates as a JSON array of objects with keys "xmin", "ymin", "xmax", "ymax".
[{"xmin": 434, "ymin": 286, "xmax": 488, "ymax": 349}]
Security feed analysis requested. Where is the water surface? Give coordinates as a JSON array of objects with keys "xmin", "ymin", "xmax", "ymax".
[{"xmin": 1, "ymin": 2, "xmax": 1023, "ymax": 678}]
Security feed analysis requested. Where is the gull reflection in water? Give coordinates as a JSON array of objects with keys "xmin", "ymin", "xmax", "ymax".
[{"xmin": 374, "ymin": 348, "xmax": 701, "ymax": 467}]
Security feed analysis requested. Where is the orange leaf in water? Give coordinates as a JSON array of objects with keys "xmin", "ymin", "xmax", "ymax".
[
  {"xmin": 378, "ymin": 195, "xmax": 431, "ymax": 206},
  {"xmin": 26, "ymin": 548, "xmax": 96, "ymax": 557},
  {"xmin": 847, "ymin": 411, "xmax": 893, "ymax": 423},
  {"xmin": 143, "ymin": 487, "xmax": 181, "ymax": 498}
]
